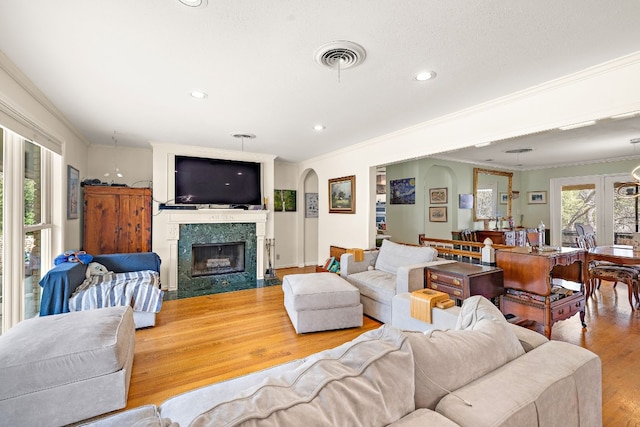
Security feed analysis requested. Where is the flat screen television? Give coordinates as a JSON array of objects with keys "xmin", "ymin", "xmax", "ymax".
[{"xmin": 174, "ymin": 155, "xmax": 262, "ymax": 206}]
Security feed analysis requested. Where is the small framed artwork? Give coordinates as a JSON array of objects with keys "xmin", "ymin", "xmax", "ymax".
[
  {"xmin": 459, "ymin": 193, "xmax": 473, "ymax": 209},
  {"xmin": 390, "ymin": 178, "xmax": 415, "ymax": 204},
  {"xmin": 274, "ymin": 189, "xmax": 297, "ymax": 211},
  {"xmin": 527, "ymin": 191, "xmax": 547, "ymax": 204},
  {"xmin": 429, "ymin": 187, "xmax": 448, "ymax": 204},
  {"xmin": 499, "ymin": 192, "xmax": 509, "ymax": 204},
  {"xmin": 67, "ymin": 165, "xmax": 80, "ymax": 219},
  {"xmin": 429, "ymin": 206, "xmax": 447, "ymax": 222},
  {"xmin": 305, "ymin": 193, "xmax": 318, "ymax": 218},
  {"xmin": 329, "ymin": 175, "xmax": 356, "ymax": 214}
]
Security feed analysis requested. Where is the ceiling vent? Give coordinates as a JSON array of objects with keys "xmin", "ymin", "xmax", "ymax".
[{"xmin": 314, "ymin": 41, "xmax": 366, "ymax": 70}]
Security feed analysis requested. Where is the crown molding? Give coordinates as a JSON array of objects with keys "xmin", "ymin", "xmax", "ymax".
[{"xmin": 0, "ymin": 50, "xmax": 89, "ymax": 147}]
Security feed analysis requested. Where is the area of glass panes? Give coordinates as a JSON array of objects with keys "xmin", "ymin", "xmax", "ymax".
[
  {"xmin": 24, "ymin": 141, "xmax": 43, "ymax": 321},
  {"xmin": 561, "ymin": 184, "xmax": 596, "ymax": 247}
]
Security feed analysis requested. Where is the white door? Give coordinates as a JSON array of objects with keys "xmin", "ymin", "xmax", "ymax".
[{"xmin": 550, "ymin": 173, "xmax": 631, "ymax": 246}]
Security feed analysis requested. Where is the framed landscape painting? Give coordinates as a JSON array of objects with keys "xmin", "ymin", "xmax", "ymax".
[
  {"xmin": 329, "ymin": 175, "xmax": 355, "ymax": 214},
  {"xmin": 429, "ymin": 187, "xmax": 448, "ymax": 204},
  {"xmin": 429, "ymin": 206, "xmax": 447, "ymax": 222}
]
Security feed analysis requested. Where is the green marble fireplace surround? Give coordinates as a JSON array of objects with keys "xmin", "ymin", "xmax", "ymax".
[
  {"xmin": 164, "ymin": 209, "xmax": 269, "ymax": 295},
  {"xmin": 177, "ymin": 222, "xmax": 258, "ymax": 296}
]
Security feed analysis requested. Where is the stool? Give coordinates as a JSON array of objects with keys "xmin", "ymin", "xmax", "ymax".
[
  {"xmin": 283, "ymin": 272, "xmax": 363, "ymax": 333},
  {"xmin": 0, "ymin": 306, "xmax": 136, "ymax": 427}
]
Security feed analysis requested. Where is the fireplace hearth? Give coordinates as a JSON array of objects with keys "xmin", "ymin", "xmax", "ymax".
[{"xmin": 191, "ymin": 242, "xmax": 245, "ymax": 277}]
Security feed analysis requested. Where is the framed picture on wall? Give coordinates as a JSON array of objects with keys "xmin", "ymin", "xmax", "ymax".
[
  {"xmin": 527, "ymin": 191, "xmax": 547, "ymax": 204},
  {"xmin": 389, "ymin": 178, "xmax": 415, "ymax": 204},
  {"xmin": 328, "ymin": 175, "xmax": 355, "ymax": 214},
  {"xmin": 67, "ymin": 165, "xmax": 80, "ymax": 219},
  {"xmin": 499, "ymin": 192, "xmax": 509, "ymax": 204},
  {"xmin": 305, "ymin": 193, "xmax": 318, "ymax": 218},
  {"xmin": 429, "ymin": 206, "xmax": 447, "ymax": 222},
  {"xmin": 459, "ymin": 194, "xmax": 473, "ymax": 209},
  {"xmin": 429, "ymin": 187, "xmax": 447, "ymax": 204},
  {"xmin": 274, "ymin": 189, "xmax": 297, "ymax": 211}
]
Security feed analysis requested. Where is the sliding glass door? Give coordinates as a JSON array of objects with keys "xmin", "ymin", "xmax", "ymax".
[{"xmin": 551, "ymin": 173, "xmax": 633, "ymax": 247}]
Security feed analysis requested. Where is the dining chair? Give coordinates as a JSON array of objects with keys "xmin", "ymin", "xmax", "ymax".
[
  {"xmin": 576, "ymin": 235, "xmax": 639, "ymax": 308},
  {"xmin": 527, "ymin": 231, "xmax": 541, "ymax": 247}
]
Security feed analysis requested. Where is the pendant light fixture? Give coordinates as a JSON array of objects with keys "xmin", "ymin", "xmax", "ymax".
[
  {"xmin": 231, "ymin": 133, "xmax": 256, "ymax": 151},
  {"xmin": 104, "ymin": 131, "xmax": 123, "ymax": 179}
]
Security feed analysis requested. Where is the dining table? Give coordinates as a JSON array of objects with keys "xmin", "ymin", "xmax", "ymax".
[{"xmin": 585, "ymin": 244, "xmax": 640, "ymax": 306}]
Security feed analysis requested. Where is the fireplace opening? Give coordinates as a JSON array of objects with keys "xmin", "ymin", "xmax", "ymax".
[{"xmin": 191, "ymin": 242, "xmax": 245, "ymax": 277}]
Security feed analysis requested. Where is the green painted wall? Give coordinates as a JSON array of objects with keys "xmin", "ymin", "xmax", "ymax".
[{"xmin": 385, "ymin": 157, "xmax": 637, "ymax": 244}]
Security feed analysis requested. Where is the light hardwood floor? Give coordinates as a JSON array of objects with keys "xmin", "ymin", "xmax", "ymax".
[{"xmin": 126, "ymin": 268, "xmax": 640, "ymax": 426}]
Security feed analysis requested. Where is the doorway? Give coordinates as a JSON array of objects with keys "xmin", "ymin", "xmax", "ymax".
[{"xmin": 550, "ymin": 173, "xmax": 632, "ymax": 246}]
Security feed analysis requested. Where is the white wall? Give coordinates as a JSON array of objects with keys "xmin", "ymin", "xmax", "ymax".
[
  {"xmin": 300, "ymin": 52, "xmax": 640, "ymax": 264},
  {"xmin": 86, "ymin": 144, "xmax": 153, "ymax": 188},
  {"xmin": 0, "ymin": 51, "xmax": 89, "ymax": 253},
  {"xmin": 273, "ymin": 161, "xmax": 299, "ymax": 268}
]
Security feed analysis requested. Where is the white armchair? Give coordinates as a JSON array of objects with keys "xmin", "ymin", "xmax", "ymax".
[{"xmin": 340, "ymin": 240, "xmax": 455, "ymax": 323}]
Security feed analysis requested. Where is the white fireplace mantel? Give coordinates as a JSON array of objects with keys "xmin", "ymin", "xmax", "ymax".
[{"xmin": 166, "ymin": 209, "xmax": 268, "ymax": 291}]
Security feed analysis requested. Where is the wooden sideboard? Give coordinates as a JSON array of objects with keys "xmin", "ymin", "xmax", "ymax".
[
  {"xmin": 476, "ymin": 229, "xmax": 527, "ymax": 246},
  {"xmin": 496, "ymin": 246, "xmax": 586, "ymax": 338}
]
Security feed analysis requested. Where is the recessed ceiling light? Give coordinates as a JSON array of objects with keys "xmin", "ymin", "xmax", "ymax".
[
  {"xmin": 179, "ymin": 0, "xmax": 208, "ymax": 7},
  {"xmin": 313, "ymin": 124, "xmax": 326, "ymax": 131},
  {"xmin": 558, "ymin": 120, "xmax": 597, "ymax": 130},
  {"xmin": 190, "ymin": 91, "xmax": 208, "ymax": 99},
  {"xmin": 475, "ymin": 141, "xmax": 491, "ymax": 148},
  {"xmin": 415, "ymin": 71, "xmax": 437, "ymax": 81}
]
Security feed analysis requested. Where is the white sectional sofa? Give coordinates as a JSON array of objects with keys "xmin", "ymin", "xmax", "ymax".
[
  {"xmin": 340, "ymin": 239, "xmax": 456, "ymax": 323},
  {"xmin": 82, "ymin": 296, "xmax": 602, "ymax": 427}
]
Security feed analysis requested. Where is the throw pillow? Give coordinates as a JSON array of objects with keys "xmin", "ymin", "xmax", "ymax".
[
  {"xmin": 406, "ymin": 296, "xmax": 525, "ymax": 410},
  {"xmin": 375, "ymin": 240, "xmax": 438, "ymax": 275},
  {"xmin": 190, "ymin": 325, "xmax": 415, "ymax": 427}
]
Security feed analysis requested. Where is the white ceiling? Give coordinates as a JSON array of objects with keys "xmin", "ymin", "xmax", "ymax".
[{"xmin": 1, "ymin": 1, "xmax": 640, "ymax": 164}]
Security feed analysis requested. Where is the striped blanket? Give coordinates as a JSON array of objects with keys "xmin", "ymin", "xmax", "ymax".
[{"xmin": 69, "ymin": 270, "xmax": 164, "ymax": 313}]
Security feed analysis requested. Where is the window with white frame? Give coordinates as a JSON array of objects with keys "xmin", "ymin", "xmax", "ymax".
[{"xmin": 1, "ymin": 127, "xmax": 57, "ymax": 334}]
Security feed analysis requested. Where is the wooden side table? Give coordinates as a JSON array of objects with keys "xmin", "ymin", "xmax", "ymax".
[{"xmin": 425, "ymin": 262, "xmax": 504, "ymax": 305}]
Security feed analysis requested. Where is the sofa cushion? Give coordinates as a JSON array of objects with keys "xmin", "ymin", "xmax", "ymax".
[
  {"xmin": 190, "ymin": 325, "xmax": 415, "ymax": 427},
  {"xmin": 0, "ymin": 306, "xmax": 134, "ymax": 402},
  {"xmin": 405, "ymin": 296, "xmax": 525, "ymax": 410},
  {"xmin": 435, "ymin": 340, "xmax": 602, "ymax": 427},
  {"xmin": 346, "ymin": 269, "xmax": 397, "ymax": 303},
  {"xmin": 375, "ymin": 240, "xmax": 438, "ymax": 275}
]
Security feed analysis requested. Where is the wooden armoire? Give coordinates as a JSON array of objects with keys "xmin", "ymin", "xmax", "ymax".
[{"xmin": 83, "ymin": 186, "xmax": 152, "ymax": 255}]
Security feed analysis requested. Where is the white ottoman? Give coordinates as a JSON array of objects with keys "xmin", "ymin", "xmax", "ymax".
[
  {"xmin": 283, "ymin": 272, "xmax": 363, "ymax": 334},
  {"xmin": 0, "ymin": 306, "xmax": 135, "ymax": 427}
]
